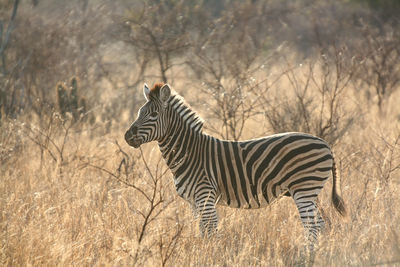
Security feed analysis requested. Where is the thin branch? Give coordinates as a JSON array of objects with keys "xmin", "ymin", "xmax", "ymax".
[{"xmin": 83, "ymin": 161, "xmax": 152, "ymax": 202}]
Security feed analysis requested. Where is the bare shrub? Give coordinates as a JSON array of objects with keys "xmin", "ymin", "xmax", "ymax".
[
  {"xmin": 354, "ymin": 21, "xmax": 400, "ymax": 111},
  {"xmin": 344, "ymin": 128, "xmax": 400, "ymax": 265},
  {"xmin": 81, "ymin": 142, "xmax": 183, "ymax": 266},
  {"xmin": 194, "ymin": 71, "xmax": 271, "ymax": 141},
  {"xmin": 366, "ymin": 133, "xmax": 400, "ymax": 186},
  {"xmin": 119, "ymin": 0, "xmax": 194, "ymax": 83},
  {"xmin": 261, "ymin": 47, "xmax": 358, "ymax": 145},
  {"xmin": 187, "ymin": 1, "xmax": 271, "ymax": 140},
  {"xmin": 5, "ymin": 15, "xmax": 74, "ymax": 119},
  {"xmin": 25, "ymin": 112, "xmax": 78, "ymax": 173}
]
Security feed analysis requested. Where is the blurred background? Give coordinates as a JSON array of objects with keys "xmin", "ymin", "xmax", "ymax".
[
  {"xmin": 1, "ymin": 0, "xmax": 400, "ymax": 265},
  {"xmin": 1, "ymin": 0, "xmax": 399, "ymax": 130}
]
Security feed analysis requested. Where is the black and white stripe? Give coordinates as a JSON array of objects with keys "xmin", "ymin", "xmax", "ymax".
[{"xmin": 125, "ymin": 83, "xmax": 346, "ymax": 244}]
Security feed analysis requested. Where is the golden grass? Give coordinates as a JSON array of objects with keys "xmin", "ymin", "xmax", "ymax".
[{"xmin": 1, "ymin": 81, "xmax": 400, "ymax": 266}]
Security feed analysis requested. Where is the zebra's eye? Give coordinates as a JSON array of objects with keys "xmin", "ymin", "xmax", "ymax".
[{"xmin": 149, "ymin": 111, "xmax": 158, "ymax": 118}]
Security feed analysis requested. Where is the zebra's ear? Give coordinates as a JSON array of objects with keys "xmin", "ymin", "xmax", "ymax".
[
  {"xmin": 143, "ymin": 83, "xmax": 150, "ymax": 101},
  {"xmin": 160, "ymin": 84, "xmax": 171, "ymax": 103}
]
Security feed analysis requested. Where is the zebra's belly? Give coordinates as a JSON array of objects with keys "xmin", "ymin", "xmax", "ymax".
[{"xmin": 215, "ymin": 189, "xmax": 287, "ymax": 209}]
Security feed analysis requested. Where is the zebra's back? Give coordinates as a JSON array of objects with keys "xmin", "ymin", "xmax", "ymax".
[{"xmin": 207, "ymin": 132, "xmax": 333, "ymax": 209}]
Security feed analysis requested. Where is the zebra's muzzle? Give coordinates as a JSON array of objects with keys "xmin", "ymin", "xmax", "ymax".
[
  {"xmin": 125, "ymin": 129, "xmax": 143, "ymax": 148},
  {"xmin": 126, "ymin": 136, "xmax": 143, "ymax": 148}
]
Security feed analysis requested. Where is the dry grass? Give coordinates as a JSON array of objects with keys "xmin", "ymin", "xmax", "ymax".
[
  {"xmin": 1, "ymin": 78, "xmax": 400, "ymax": 266},
  {"xmin": 2, "ymin": 1, "xmax": 400, "ymax": 265}
]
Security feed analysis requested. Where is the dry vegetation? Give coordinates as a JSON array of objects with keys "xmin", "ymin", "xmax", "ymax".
[{"xmin": 1, "ymin": 0, "xmax": 400, "ymax": 266}]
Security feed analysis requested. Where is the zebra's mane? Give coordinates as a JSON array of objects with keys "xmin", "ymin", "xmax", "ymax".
[{"xmin": 168, "ymin": 92, "xmax": 204, "ymax": 132}]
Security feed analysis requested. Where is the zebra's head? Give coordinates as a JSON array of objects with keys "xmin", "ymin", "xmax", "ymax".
[{"xmin": 125, "ymin": 83, "xmax": 171, "ymax": 148}]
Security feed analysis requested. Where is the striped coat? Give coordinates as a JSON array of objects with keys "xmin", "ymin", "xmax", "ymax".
[{"xmin": 125, "ymin": 83, "xmax": 346, "ymax": 244}]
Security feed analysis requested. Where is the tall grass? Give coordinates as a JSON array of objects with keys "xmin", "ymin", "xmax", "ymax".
[{"xmin": 1, "ymin": 74, "xmax": 400, "ymax": 266}]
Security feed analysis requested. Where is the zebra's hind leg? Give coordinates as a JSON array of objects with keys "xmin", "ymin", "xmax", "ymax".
[
  {"xmin": 291, "ymin": 193, "xmax": 325, "ymax": 266},
  {"xmin": 293, "ymin": 194, "xmax": 325, "ymax": 251}
]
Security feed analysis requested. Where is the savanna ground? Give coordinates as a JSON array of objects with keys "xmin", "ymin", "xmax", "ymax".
[{"xmin": 1, "ymin": 0, "xmax": 400, "ymax": 266}]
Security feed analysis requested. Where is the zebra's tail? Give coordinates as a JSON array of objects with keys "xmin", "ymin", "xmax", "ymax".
[{"xmin": 331, "ymin": 157, "xmax": 346, "ymax": 216}]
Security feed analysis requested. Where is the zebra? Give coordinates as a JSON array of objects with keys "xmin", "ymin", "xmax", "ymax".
[{"xmin": 124, "ymin": 82, "xmax": 346, "ymax": 246}]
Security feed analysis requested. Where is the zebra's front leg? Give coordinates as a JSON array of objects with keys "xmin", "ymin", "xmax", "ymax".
[{"xmin": 194, "ymin": 189, "xmax": 218, "ymax": 237}]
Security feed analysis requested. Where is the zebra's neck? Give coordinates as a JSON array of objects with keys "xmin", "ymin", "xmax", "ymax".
[
  {"xmin": 159, "ymin": 123, "xmax": 205, "ymax": 174},
  {"xmin": 158, "ymin": 95, "xmax": 206, "ymax": 175}
]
